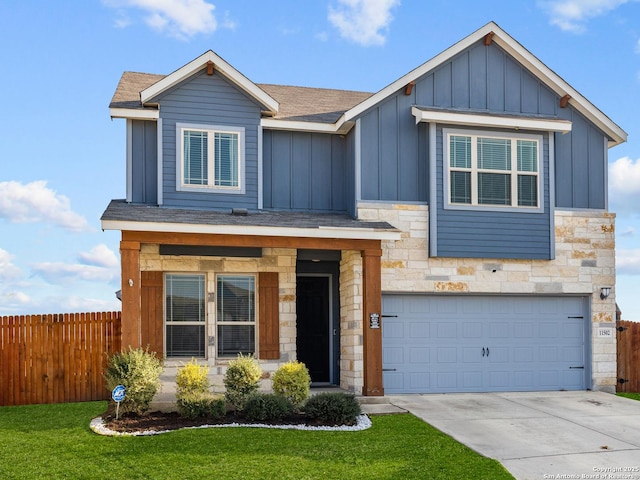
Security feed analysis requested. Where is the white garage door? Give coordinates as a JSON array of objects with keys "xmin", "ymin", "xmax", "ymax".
[{"xmin": 382, "ymin": 295, "xmax": 589, "ymax": 394}]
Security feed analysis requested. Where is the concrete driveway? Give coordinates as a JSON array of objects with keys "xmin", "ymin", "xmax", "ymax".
[{"xmin": 387, "ymin": 391, "xmax": 640, "ymax": 480}]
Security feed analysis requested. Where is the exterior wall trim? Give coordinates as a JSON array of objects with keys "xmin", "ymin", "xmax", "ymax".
[
  {"xmin": 549, "ymin": 131, "xmax": 556, "ymax": 260},
  {"xmin": 157, "ymin": 117, "xmax": 163, "ymax": 206},
  {"xmin": 110, "ymin": 108, "xmax": 159, "ymax": 120},
  {"xmin": 413, "ymin": 107, "xmax": 572, "ymax": 133},
  {"xmin": 103, "ymin": 220, "xmax": 401, "ymax": 241},
  {"xmin": 428, "ymin": 122, "xmax": 438, "ymax": 257},
  {"xmin": 126, "ymin": 119, "xmax": 133, "ymax": 203}
]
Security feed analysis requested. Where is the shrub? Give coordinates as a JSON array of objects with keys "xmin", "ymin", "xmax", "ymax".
[
  {"xmin": 303, "ymin": 392, "xmax": 362, "ymax": 425},
  {"xmin": 176, "ymin": 358, "xmax": 210, "ymax": 399},
  {"xmin": 272, "ymin": 361, "xmax": 311, "ymax": 408},
  {"xmin": 243, "ymin": 393, "xmax": 294, "ymax": 422},
  {"xmin": 223, "ymin": 354, "xmax": 262, "ymax": 412},
  {"xmin": 104, "ymin": 347, "xmax": 163, "ymax": 415},
  {"xmin": 177, "ymin": 392, "xmax": 226, "ymax": 419}
]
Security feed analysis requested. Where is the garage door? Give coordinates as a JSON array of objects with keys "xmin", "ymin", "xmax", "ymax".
[{"xmin": 382, "ymin": 295, "xmax": 588, "ymax": 394}]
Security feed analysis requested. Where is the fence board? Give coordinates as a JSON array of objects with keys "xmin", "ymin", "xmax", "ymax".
[
  {"xmin": 0, "ymin": 312, "xmax": 121, "ymax": 406},
  {"xmin": 617, "ymin": 320, "xmax": 640, "ymax": 393}
]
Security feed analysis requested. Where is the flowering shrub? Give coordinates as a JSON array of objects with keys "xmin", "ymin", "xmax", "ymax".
[
  {"xmin": 272, "ymin": 361, "xmax": 311, "ymax": 408},
  {"xmin": 176, "ymin": 358, "xmax": 210, "ymax": 398},
  {"xmin": 223, "ymin": 354, "xmax": 262, "ymax": 412},
  {"xmin": 104, "ymin": 347, "xmax": 163, "ymax": 415}
]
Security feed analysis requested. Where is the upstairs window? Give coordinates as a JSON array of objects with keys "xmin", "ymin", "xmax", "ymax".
[
  {"xmin": 445, "ymin": 129, "xmax": 542, "ymax": 211},
  {"xmin": 178, "ymin": 123, "xmax": 244, "ymax": 193}
]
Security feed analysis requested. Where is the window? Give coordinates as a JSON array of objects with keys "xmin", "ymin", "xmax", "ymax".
[
  {"xmin": 217, "ymin": 275, "xmax": 256, "ymax": 357},
  {"xmin": 165, "ymin": 274, "xmax": 206, "ymax": 357},
  {"xmin": 178, "ymin": 123, "xmax": 244, "ymax": 193},
  {"xmin": 446, "ymin": 129, "xmax": 541, "ymax": 210}
]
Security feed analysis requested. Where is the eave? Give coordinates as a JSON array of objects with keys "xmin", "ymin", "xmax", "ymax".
[
  {"xmin": 101, "ymin": 219, "xmax": 401, "ymax": 241},
  {"xmin": 110, "ymin": 108, "xmax": 159, "ymax": 120}
]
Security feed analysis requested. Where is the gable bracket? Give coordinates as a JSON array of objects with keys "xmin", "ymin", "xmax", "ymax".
[
  {"xmin": 559, "ymin": 94, "xmax": 571, "ymax": 108},
  {"xmin": 484, "ymin": 32, "xmax": 495, "ymax": 46},
  {"xmin": 404, "ymin": 81, "xmax": 415, "ymax": 96},
  {"xmin": 206, "ymin": 61, "xmax": 214, "ymax": 75}
]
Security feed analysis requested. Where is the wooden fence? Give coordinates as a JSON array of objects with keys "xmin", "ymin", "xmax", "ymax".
[
  {"xmin": 617, "ymin": 319, "xmax": 640, "ymax": 393},
  {"xmin": 1, "ymin": 312, "xmax": 121, "ymax": 406}
]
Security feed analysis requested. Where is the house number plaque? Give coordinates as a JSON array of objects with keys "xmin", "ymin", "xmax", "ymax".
[{"xmin": 369, "ymin": 313, "xmax": 380, "ymax": 329}]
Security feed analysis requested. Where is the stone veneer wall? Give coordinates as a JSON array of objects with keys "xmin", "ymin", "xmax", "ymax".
[
  {"xmin": 139, "ymin": 244, "xmax": 297, "ymax": 380},
  {"xmin": 357, "ymin": 202, "xmax": 617, "ymax": 392},
  {"xmin": 339, "ymin": 250, "xmax": 364, "ymax": 393}
]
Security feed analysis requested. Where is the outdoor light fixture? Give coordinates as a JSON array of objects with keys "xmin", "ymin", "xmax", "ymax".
[
  {"xmin": 600, "ymin": 287, "xmax": 611, "ymax": 299},
  {"xmin": 128, "ymin": 279, "xmax": 134, "ymax": 287}
]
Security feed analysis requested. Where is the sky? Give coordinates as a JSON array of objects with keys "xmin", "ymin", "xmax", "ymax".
[{"xmin": 0, "ymin": 0, "xmax": 639, "ymax": 320}]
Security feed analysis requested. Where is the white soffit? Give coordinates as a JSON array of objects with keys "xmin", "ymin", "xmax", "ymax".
[
  {"xmin": 260, "ymin": 118, "xmax": 354, "ymax": 135},
  {"xmin": 101, "ymin": 219, "xmax": 401, "ymax": 241},
  {"xmin": 140, "ymin": 51, "xmax": 279, "ymax": 114},
  {"xmin": 110, "ymin": 108, "xmax": 159, "ymax": 120},
  {"xmin": 412, "ymin": 107, "xmax": 573, "ymax": 133}
]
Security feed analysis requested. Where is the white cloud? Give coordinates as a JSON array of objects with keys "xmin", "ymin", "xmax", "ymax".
[
  {"xmin": 329, "ymin": 0, "xmax": 400, "ymax": 46},
  {"xmin": 32, "ymin": 262, "xmax": 118, "ymax": 285},
  {"xmin": 0, "ymin": 248, "xmax": 22, "ymax": 280},
  {"xmin": 538, "ymin": 0, "xmax": 634, "ymax": 33},
  {"xmin": 609, "ymin": 156, "xmax": 640, "ymax": 212},
  {"xmin": 103, "ymin": 0, "xmax": 220, "ymax": 40},
  {"xmin": 617, "ymin": 249, "xmax": 640, "ymax": 275},
  {"xmin": 78, "ymin": 244, "xmax": 119, "ymax": 269},
  {"xmin": 0, "ymin": 180, "xmax": 92, "ymax": 232}
]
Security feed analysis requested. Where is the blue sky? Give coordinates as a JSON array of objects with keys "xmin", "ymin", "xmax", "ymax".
[{"xmin": 0, "ymin": 0, "xmax": 639, "ymax": 319}]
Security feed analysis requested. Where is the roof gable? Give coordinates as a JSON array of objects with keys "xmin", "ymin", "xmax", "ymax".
[
  {"xmin": 342, "ymin": 22, "xmax": 626, "ymax": 146},
  {"xmin": 141, "ymin": 50, "xmax": 278, "ymax": 114}
]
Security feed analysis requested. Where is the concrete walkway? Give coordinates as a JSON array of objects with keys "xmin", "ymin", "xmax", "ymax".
[{"xmin": 387, "ymin": 391, "xmax": 640, "ymax": 480}]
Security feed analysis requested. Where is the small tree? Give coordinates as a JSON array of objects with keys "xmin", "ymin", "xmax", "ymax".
[
  {"xmin": 104, "ymin": 347, "xmax": 163, "ymax": 415},
  {"xmin": 223, "ymin": 354, "xmax": 262, "ymax": 412}
]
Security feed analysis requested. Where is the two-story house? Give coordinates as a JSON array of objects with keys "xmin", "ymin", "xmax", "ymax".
[{"xmin": 102, "ymin": 22, "xmax": 626, "ymax": 396}]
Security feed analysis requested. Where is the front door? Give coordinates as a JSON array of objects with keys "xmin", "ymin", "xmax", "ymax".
[{"xmin": 296, "ymin": 276, "xmax": 331, "ymax": 383}]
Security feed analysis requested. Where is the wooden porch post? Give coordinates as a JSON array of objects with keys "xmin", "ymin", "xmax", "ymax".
[
  {"xmin": 120, "ymin": 240, "xmax": 141, "ymax": 349},
  {"xmin": 362, "ymin": 248, "xmax": 384, "ymax": 396}
]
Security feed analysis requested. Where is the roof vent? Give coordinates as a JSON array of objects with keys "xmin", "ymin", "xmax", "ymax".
[{"xmin": 231, "ymin": 208, "xmax": 249, "ymax": 216}]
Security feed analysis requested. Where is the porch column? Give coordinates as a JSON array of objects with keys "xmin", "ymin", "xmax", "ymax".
[
  {"xmin": 361, "ymin": 248, "xmax": 384, "ymax": 396},
  {"xmin": 120, "ymin": 240, "xmax": 141, "ymax": 349}
]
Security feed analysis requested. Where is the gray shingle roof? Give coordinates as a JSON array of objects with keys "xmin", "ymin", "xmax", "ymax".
[
  {"xmin": 109, "ymin": 72, "xmax": 372, "ymax": 124},
  {"xmin": 101, "ymin": 200, "xmax": 397, "ymax": 232}
]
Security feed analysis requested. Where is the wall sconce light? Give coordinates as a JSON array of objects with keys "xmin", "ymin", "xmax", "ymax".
[
  {"xmin": 600, "ymin": 287, "xmax": 611, "ymax": 300},
  {"xmin": 128, "ymin": 279, "xmax": 134, "ymax": 287}
]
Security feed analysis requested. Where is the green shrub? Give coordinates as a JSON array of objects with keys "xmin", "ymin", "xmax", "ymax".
[
  {"xmin": 243, "ymin": 393, "xmax": 294, "ymax": 422},
  {"xmin": 223, "ymin": 354, "xmax": 262, "ymax": 412},
  {"xmin": 177, "ymin": 392, "xmax": 226, "ymax": 419},
  {"xmin": 272, "ymin": 361, "xmax": 311, "ymax": 408},
  {"xmin": 176, "ymin": 358, "xmax": 210, "ymax": 399},
  {"xmin": 303, "ymin": 392, "xmax": 362, "ymax": 425},
  {"xmin": 104, "ymin": 347, "xmax": 163, "ymax": 415}
]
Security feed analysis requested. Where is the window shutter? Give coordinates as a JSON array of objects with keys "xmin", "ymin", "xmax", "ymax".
[
  {"xmin": 141, "ymin": 271, "xmax": 164, "ymax": 357},
  {"xmin": 258, "ymin": 272, "xmax": 280, "ymax": 360}
]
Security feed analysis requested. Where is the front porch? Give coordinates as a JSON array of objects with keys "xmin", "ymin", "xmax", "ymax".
[{"xmin": 116, "ymin": 227, "xmax": 396, "ymax": 396}]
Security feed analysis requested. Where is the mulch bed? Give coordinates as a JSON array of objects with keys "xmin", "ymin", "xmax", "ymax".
[{"xmin": 101, "ymin": 405, "xmax": 349, "ymax": 434}]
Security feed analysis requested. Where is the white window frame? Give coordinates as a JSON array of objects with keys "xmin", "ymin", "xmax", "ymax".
[
  {"xmin": 164, "ymin": 273, "xmax": 207, "ymax": 359},
  {"xmin": 215, "ymin": 274, "xmax": 257, "ymax": 359},
  {"xmin": 176, "ymin": 123, "xmax": 246, "ymax": 194},
  {"xmin": 443, "ymin": 128, "xmax": 544, "ymax": 213}
]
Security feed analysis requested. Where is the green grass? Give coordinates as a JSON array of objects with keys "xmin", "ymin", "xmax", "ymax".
[
  {"xmin": 0, "ymin": 402, "xmax": 513, "ymax": 480},
  {"xmin": 616, "ymin": 392, "xmax": 640, "ymax": 402}
]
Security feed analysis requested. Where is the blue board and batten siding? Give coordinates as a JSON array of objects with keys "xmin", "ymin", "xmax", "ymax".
[
  {"xmin": 357, "ymin": 39, "xmax": 609, "ymax": 259},
  {"xmin": 130, "ymin": 120, "xmax": 158, "ymax": 204},
  {"xmin": 262, "ymin": 130, "xmax": 349, "ymax": 213},
  {"xmin": 555, "ymin": 108, "xmax": 608, "ymax": 209},
  {"xmin": 156, "ymin": 70, "xmax": 261, "ymax": 210},
  {"xmin": 435, "ymin": 126, "xmax": 551, "ymax": 259}
]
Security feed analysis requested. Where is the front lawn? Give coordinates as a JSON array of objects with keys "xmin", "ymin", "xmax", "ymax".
[
  {"xmin": 616, "ymin": 392, "xmax": 640, "ymax": 402},
  {"xmin": 0, "ymin": 402, "xmax": 513, "ymax": 479}
]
